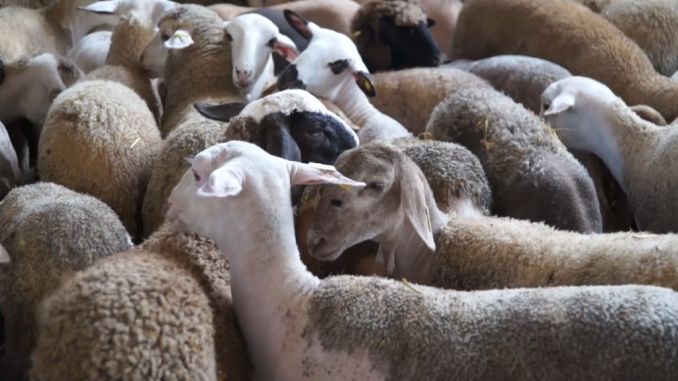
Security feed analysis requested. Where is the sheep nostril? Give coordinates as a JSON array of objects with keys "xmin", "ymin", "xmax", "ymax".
[{"xmin": 330, "ymin": 199, "xmax": 343, "ymax": 207}]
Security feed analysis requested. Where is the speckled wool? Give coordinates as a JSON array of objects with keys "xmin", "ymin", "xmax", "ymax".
[
  {"xmin": 306, "ymin": 277, "xmax": 678, "ymax": 381},
  {"xmin": 30, "ymin": 250, "xmax": 217, "ymax": 381},
  {"xmin": 371, "ymin": 67, "xmax": 493, "ymax": 135},
  {"xmin": 38, "ymin": 80, "xmax": 161, "ymax": 238},
  {"xmin": 0, "ymin": 182, "xmax": 132, "ymax": 381},
  {"xmin": 426, "ymin": 86, "xmax": 602, "ymax": 232},
  {"xmin": 352, "ymin": 0, "xmax": 427, "ymax": 29}
]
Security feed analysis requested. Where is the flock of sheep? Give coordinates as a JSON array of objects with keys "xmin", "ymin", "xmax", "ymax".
[{"xmin": 1, "ymin": 0, "xmax": 678, "ymax": 379}]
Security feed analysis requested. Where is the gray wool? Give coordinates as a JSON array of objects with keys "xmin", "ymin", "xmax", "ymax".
[
  {"xmin": 445, "ymin": 55, "xmax": 572, "ymax": 114},
  {"xmin": 306, "ymin": 277, "xmax": 678, "ymax": 381},
  {"xmin": 0, "ymin": 182, "xmax": 132, "ymax": 381},
  {"xmin": 426, "ymin": 86, "xmax": 602, "ymax": 232},
  {"xmin": 393, "ymin": 137, "xmax": 492, "ymax": 214}
]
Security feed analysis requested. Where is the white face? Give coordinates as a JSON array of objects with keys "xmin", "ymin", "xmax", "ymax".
[
  {"xmin": 281, "ymin": 23, "xmax": 370, "ymax": 101},
  {"xmin": 226, "ymin": 14, "xmax": 281, "ymax": 91},
  {"xmin": 0, "ymin": 54, "xmax": 68, "ymax": 126}
]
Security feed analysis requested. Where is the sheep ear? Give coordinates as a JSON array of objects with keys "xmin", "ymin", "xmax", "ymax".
[
  {"xmin": 263, "ymin": 118, "xmax": 302, "ymax": 162},
  {"xmin": 353, "ymin": 71, "xmax": 376, "ymax": 97},
  {"xmin": 196, "ymin": 163, "xmax": 243, "ymax": 198},
  {"xmin": 399, "ymin": 163, "xmax": 436, "ymax": 252},
  {"xmin": 194, "ymin": 102, "xmax": 247, "ymax": 122},
  {"xmin": 272, "ymin": 34, "xmax": 299, "ymax": 62},
  {"xmin": 284, "ymin": 10, "xmax": 313, "ymax": 40},
  {"xmin": 543, "ymin": 93, "xmax": 575, "ymax": 116},
  {"xmin": 288, "ymin": 162, "xmax": 366, "ymax": 187},
  {"xmin": 165, "ymin": 29, "xmax": 194, "ymax": 49},
  {"xmin": 77, "ymin": 1, "xmax": 118, "ymax": 14}
]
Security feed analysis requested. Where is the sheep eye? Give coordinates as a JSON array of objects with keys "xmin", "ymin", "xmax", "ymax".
[
  {"xmin": 542, "ymin": 101, "xmax": 551, "ymax": 112},
  {"xmin": 267, "ymin": 37, "xmax": 276, "ymax": 47},
  {"xmin": 161, "ymin": 32, "xmax": 171, "ymax": 41},
  {"xmin": 192, "ymin": 169, "xmax": 200, "ymax": 182},
  {"xmin": 367, "ymin": 182, "xmax": 384, "ymax": 191},
  {"xmin": 306, "ymin": 128, "xmax": 322, "ymax": 138},
  {"xmin": 226, "ymin": 32, "xmax": 233, "ymax": 42}
]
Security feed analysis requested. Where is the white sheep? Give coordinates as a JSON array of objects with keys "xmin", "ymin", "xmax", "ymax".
[
  {"xmin": 38, "ymin": 80, "xmax": 162, "ymax": 238},
  {"xmin": 0, "ymin": 121, "xmax": 22, "ymax": 200},
  {"xmin": 167, "ymin": 139, "xmax": 678, "ymax": 381},
  {"xmin": 224, "ymin": 13, "xmax": 298, "ymax": 101},
  {"xmin": 66, "ymin": 30, "xmax": 112, "ymax": 74},
  {"xmin": 0, "ymin": 182, "xmax": 132, "ymax": 381},
  {"xmin": 306, "ymin": 143, "xmax": 678, "ymax": 292},
  {"xmin": 277, "ymin": 11, "xmax": 411, "ymax": 143},
  {"xmin": 542, "ymin": 75, "xmax": 678, "ymax": 233}
]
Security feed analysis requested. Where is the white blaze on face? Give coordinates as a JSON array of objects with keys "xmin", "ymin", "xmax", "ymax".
[{"xmin": 291, "ymin": 23, "xmax": 369, "ymax": 100}]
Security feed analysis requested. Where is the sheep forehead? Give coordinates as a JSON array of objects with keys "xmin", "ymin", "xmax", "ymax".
[
  {"xmin": 372, "ymin": 0, "xmax": 428, "ymax": 26},
  {"xmin": 336, "ymin": 147, "xmax": 397, "ymax": 181},
  {"xmin": 556, "ymin": 76, "xmax": 618, "ymax": 101},
  {"xmin": 230, "ymin": 13, "xmax": 278, "ymax": 35}
]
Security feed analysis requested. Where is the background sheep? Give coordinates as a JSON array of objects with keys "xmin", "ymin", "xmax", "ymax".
[
  {"xmin": 542, "ymin": 76, "xmax": 678, "ymax": 233},
  {"xmin": 66, "ymin": 30, "xmax": 112, "ymax": 74},
  {"xmin": 38, "ymin": 80, "xmax": 162, "ymax": 238},
  {"xmin": 426, "ymin": 86, "xmax": 602, "ymax": 232},
  {"xmin": 0, "ymin": 182, "xmax": 132, "ymax": 381},
  {"xmin": 601, "ymin": 0, "xmax": 678, "ymax": 76},
  {"xmin": 452, "ymin": 0, "xmax": 678, "ymax": 121},
  {"xmin": 0, "ymin": 122, "xmax": 22, "ymax": 201},
  {"xmin": 167, "ymin": 140, "xmax": 678, "ymax": 381},
  {"xmin": 351, "ymin": 0, "xmax": 441, "ymax": 71}
]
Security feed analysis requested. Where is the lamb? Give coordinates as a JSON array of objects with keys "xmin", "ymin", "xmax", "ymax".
[
  {"xmin": 167, "ymin": 139, "xmax": 678, "ymax": 381},
  {"xmin": 351, "ymin": 0, "xmax": 441, "ymax": 71},
  {"xmin": 542, "ymin": 76, "xmax": 678, "ymax": 233},
  {"xmin": 601, "ymin": 0, "xmax": 678, "ymax": 76},
  {"xmin": 0, "ymin": 182, "xmax": 132, "ymax": 381},
  {"xmin": 426, "ymin": 86, "xmax": 602, "ymax": 233},
  {"xmin": 66, "ymin": 30, "xmax": 112, "ymax": 74},
  {"xmin": 295, "ymin": 137, "xmax": 492, "ymax": 278},
  {"xmin": 305, "ymin": 143, "xmax": 678, "ymax": 293},
  {"xmin": 38, "ymin": 80, "xmax": 162, "ymax": 238},
  {"xmin": 142, "ymin": 89, "xmax": 358, "ymax": 236},
  {"xmin": 151, "ymin": 4, "xmax": 244, "ymax": 138},
  {"xmin": 0, "ymin": 121, "xmax": 22, "ymax": 201},
  {"xmin": 0, "ymin": 0, "xmax": 117, "ymax": 63},
  {"xmin": 277, "ymin": 11, "xmax": 412, "ymax": 143},
  {"xmin": 452, "ymin": 0, "xmax": 678, "ymax": 121},
  {"xmin": 445, "ymin": 55, "xmax": 572, "ymax": 114},
  {"xmin": 224, "ymin": 13, "xmax": 298, "ymax": 101}
]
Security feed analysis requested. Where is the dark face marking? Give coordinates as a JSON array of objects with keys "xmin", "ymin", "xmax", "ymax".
[
  {"xmin": 277, "ymin": 64, "xmax": 306, "ymax": 90},
  {"xmin": 328, "ymin": 59, "xmax": 350, "ymax": 75},
  {"xmin": 289, "ymin": 111, "xmax": 357, "ymax": 164},
  {"xmin": 367, "ymin": 17, "xmax": 441, "ymax": 71},
  {"xmin": 193, "ymin": 102, "xmax": 248, "ymax": 122}
]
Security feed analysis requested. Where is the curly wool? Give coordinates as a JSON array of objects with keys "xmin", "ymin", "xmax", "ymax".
[
  {"xmin": 352, "ymin": 0, "xmax": 428, "ymax": 30},
  {"xmin": 30, "ymin": 250, "xmax": 217, "ymax": 381},
  {"xmin": 0, "ymin": 182, "xmax": 132, "ymax": 381},
  {"xmin": 39, "ymin": 80, "xmax": 162, "ymax": 238}
]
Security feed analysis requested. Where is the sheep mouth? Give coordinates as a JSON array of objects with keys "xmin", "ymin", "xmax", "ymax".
[{"xmin": 308, "ymin": 239, "xmax": 344, "ymax": 261}]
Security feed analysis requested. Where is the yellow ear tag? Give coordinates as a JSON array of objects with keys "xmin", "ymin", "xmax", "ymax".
[
  {"xmin": 339, "ymin": 184, "xmax": 352, "ymax": 192},
  {"xmin": 351, "ymin": 30, "xmax": 362, "ymax": 40}
]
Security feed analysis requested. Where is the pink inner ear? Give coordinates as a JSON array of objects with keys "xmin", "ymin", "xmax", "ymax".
[
  {"xmin": 289, "ymin": 162, "xmax": 366, "ymax": 187},
  {"xmin": 273, "ymin": 43, "xmax": 299, "ymax": 61}
]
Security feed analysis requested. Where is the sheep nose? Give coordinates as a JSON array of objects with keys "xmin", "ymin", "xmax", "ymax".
[
  {"xmin": 236, "ymin": 68, "xmax": 253, "ymax": 85},
  {"xmin": 307, "ymin": 233, "xmax": 326, "ymax": 254}
]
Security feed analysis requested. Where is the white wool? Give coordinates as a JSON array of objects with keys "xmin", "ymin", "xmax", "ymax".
[{"xmin": 239, "ymin": 89, "xmax": 360, "ymax": 145}]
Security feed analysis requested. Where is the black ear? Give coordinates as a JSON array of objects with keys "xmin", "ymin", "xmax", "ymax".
[
  {"xmin": 262, "ymin": 116, "xmax": 302, "ymax": 162},
  {"xmin": 353, "ymin": 71, "xmax": 376, "ymax": 97},
  {"xmin": 284, "ymin": 9, "xmax": 312, "ymax": 40},
  {"xmin": 194, "ymin": 102, "xmax": 247, "ymax": 122},
  {"xmin": 0, "ymin": 57, "xmax": 4, "ymax": 86},
  {"xmin": 427, "ymin": 18, "xmax": 436, "ymax": 28},
  {"xmin": 328, "ymin": 59, "xmax": 350, "ymax": 75}
]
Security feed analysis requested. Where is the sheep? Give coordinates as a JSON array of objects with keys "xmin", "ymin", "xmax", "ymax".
[
  {"xmin": 66, "ymin": 30, "xmax": 112, "ymax": 74},
  {"xmin": 0, "ymin": 0, "xmax": 117, "ymax": 63},
  {"xmin": 224, "ymin": 13, "xmax": 298, "ymax": 101},
  {"xmin": 38, "ymin": 80, "xmax": 162, "ymax": 238},
  {"xmin": 85, "ymin": 14, "xmax": 163, "ymax": 121},
  {"xmin": 295, "ymin": 137, "xmax": 492, "ymax": 278},
  {"xmin": 0, "ymin": 122, "xmax": 22, "ymax": 201},
  {"xmin": 572, "ymin": 0, "xmax": 618, "ymax": 12},
  {"xmin": 452, "ymin": 0, "xmax": 678, "ymax": 122},
  {"xmin": 351, "ymin": 0, "xmax": 441, "ymax": 71},
  {"xmin": 305, "ymin": 143, "xmax": 678, "ymax": 293},
  {"xmin": 30, "ymin": 224, "xmax": 253, "ymax": 381},
  {"xmin": 0, "ymin": 0, "xmax": 54, "ymax": 8},
  {"xmin": 426, "ymin": 85, "xmax": 602, "ymax": 233},
  {"xmin": 542, "ymin": 76, "xmax": 678, "ymax": 233},
  {"xmin": 0, "ymin": 182, "xmax": 132, "ymax": 381},
  {"xmin": 444, "ymin": 55, "xmax": 572, "ymax": 115},
  {"xmin": 149, "ymin": 4, "xmax": 244, "ymax": 138},
  {"xmin": 277, "ymin": 12, "xmax": 412, "ymax": 143},
  {"xmin": 143, "ymin": 89, "xmax": 359, "ymax": 236},
  {"xmin": 167, "ymin": 139, "xmax": 678, "ymax": 381},
  {"xmin": 601, "ymin": 0, "xmax": 678, "ymax": 77},
  {"xmin": 209, "ymin": 0, "xmax": 360, "ymax": 44}
]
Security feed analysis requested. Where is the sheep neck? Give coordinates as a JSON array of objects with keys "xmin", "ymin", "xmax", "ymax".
[
  {"xmin": 213, "ymin": 179, "xmax": 320, "ymax": 379},
  {"xmin": 375, "ymin": 183, "xmax": 449, "ymax": 285},
  {"xmin": 332, "ymin": 80, "xmax": 390, "ymax": 128}
]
